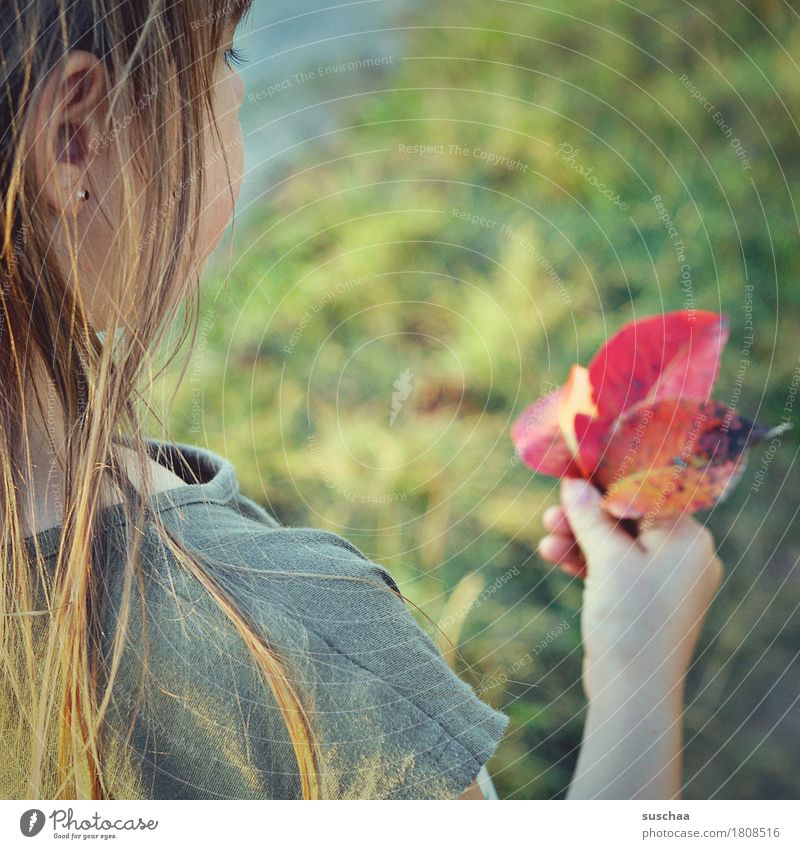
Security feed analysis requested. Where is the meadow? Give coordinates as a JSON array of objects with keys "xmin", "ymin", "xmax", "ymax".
[{"xmin": 151, "ymin": 0, "xmax": 799, "ymax": 798}]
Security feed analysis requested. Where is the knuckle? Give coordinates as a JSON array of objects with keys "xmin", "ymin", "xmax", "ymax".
[{"xmin": 692, "ymin": 523, "xmax": 714, "ymax": 551}]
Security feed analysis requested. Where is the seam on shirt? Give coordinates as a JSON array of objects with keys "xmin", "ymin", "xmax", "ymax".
[
  {"xmin": 169, "ymin": 577, "xmax": 497, "ymax": 779},
  {"xmin": 169, "ymin": 524, "xmax": 503, "ymax": 745}
]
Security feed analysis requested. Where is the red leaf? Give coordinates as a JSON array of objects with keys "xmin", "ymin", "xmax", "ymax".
[
  {"xmin": 573, "ymin": 412, "xmax": 607, "ymax": 478},
  {"xmin": 511, "ymin": 386, "xmax": 584, "ymax": 477},
  {"xmin": 596, "ymin": 399, "xmax": 774, "ymax": 518},
  {"xmin": 588, "ymin": 311, "xmax": 729, "ymax": 420},
  {"xmin": 602, "ymin": 458, "xmax": 748, "ymax": 520},
  {"xmin": 512, "ymin": 310, "xmax": 787, "ymax": 520},
  {"xmin": 558, "ymin": 365, "xmax": 597, "ymax": 457}
]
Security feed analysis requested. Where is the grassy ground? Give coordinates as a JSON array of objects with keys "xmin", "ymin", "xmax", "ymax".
[{"xmin": 151, "ymin": 0, "xmax": 799, "ymax": 798}]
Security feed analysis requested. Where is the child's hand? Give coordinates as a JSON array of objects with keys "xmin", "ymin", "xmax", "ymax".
[{"xmin": 539, "ymin": 478, "xmax": 723, "ymax": 698}]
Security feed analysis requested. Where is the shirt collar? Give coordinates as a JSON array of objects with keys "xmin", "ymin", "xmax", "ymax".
[{"xmin": 22, "ymin": 439, "xmax": 239, "ymax": 560}]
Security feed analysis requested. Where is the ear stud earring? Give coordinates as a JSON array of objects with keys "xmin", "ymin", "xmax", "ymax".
[{"xmin": 76, "ymin": 188, "xmax": 89, "ymax": 201}]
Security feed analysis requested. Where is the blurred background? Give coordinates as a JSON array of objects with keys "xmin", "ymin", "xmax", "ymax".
[{"xmin": 151, "ymin": 0, "xmax": 799, "ymax": 798}]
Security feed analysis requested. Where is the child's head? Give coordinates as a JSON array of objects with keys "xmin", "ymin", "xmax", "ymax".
[
  {"xmin": 0, "ymin": 1, "xmax": 323, "ymax": 803},
  {"xmin": 3, "ymin": 0, "xmax": 251, "ymax": 338}
]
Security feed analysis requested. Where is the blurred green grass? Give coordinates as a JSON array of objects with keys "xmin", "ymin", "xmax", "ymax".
[{"xmin": 151, "ymin": 0, "xmax": 800, "ymax": 798}]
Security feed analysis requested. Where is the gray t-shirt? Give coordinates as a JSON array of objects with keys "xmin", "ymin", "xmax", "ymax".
[{"xmin": 13, "ymin": 440, "xmax": 508, "ymax": 799}]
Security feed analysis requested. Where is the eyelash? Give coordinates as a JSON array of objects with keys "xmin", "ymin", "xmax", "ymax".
[{"xmin": 223, "ymin": 46, "xmax": 248, "ymax": 70}]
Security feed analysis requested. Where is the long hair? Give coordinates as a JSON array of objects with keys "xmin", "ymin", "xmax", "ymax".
[{"xmin": 0, "ymin": 0, "xmax": 320, "ymax": 799}]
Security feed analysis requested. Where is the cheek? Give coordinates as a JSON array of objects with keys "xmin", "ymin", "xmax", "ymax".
[{"xmin": 197, "ymin": 86, "xmax": 244, "ymax": 259}]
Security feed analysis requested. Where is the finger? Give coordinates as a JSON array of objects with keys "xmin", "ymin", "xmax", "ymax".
[
  {"xmin": 560, "ymin": 478, "xmax": 634, "ymax": 561},
  {"xmin": 538, "ymin": 533, "xmax": 586, "ymax": 568},
  {"xmin": 560, "ymin": 559, "xmax": 588, "ymax": 579},
  {"xmin": 637, "ymin": 512, "xmax": 701, "ymax": 551},
  {"xmin": 538, "ymin": 531, "xmax": 588, "ymax": 580},
  {"xmin": 543, "ymin": 505, "xmax": 571, "ymax": 535}
]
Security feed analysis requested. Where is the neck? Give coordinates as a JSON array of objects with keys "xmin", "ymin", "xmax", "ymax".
[
  {"xmin": 15, "ymin": 353, "xmax": 74, "ymax": 538},
  {"xmin": 9, "ymin": 348, "xmax": 186, "ymax": 540}
]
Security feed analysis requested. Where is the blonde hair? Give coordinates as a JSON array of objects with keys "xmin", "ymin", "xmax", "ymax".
[{"xmin": 0, "ymin": 0, "xmax": 319, "ymax": 799}]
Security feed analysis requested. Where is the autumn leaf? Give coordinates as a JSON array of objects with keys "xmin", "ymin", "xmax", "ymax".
[
  {"xmin": 597, "ymin": 399, "xmax": 784, "ymax": 519},
  {"xmin": 587, "ymin": 311, "xmax": 729, "ymax": 419},
  {"xmin": 510, "ymin": 310, "xmax": 788, "ymax": 518},
  {"xmin": 511, "ymin": 385, "xmax": 583, "ymax": 478},
  {"xmin": 558, "ymin": 364, "xmax": 597, "ymax": 462}
]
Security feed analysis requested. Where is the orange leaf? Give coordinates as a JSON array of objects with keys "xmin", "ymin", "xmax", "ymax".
[
  {"xmin": 511, "ymin": 385, "xmax": 583, "ymax": 477},
  {"xmin": 597, "ymin": 400, "xmax": 785, "ymax": 518},
  {"xmin": 558, "ymin": 365, "xmax": 597, "ymax": 462}
]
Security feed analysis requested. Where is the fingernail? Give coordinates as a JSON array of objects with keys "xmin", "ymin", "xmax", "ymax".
[{"xmin": 561, "ymin": 478, "xmax": 596, "ymax": 507}]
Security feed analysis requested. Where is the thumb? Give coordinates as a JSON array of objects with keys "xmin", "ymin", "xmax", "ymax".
[{"xmin": 560, "ymin": 478, "xmax": 631, "ymax": 559}]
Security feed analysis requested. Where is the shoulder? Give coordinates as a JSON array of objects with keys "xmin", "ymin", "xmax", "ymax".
[{"xmin": 128, "ymin": 504, "xmax": 508, "ymax": 799}]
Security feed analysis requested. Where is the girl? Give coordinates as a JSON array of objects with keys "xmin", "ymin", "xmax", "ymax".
[{"xmin": 0, "ymin": 0, "xmax": 723, "ymax": 800}]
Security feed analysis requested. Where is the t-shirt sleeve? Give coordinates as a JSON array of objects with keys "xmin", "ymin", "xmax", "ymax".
[
  {"xmin": 277, "ymin": 529, "xmax": 511, "ymax": 799},
  {"xmin": 121, "ymin": 512, "xmax": 508, "ymax": 799}
]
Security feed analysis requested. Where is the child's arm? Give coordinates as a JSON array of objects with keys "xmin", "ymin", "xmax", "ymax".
[
  {"xmin": 539, "ymin": 478, "xmax": 724, "ymax": 799},
  {"xmin": 567, "ymin": 663, "xmax": 686, "ymax": 798}
]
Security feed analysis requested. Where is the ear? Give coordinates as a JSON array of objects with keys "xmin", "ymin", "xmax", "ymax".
[{"xmin": 25, "ymin": 50, "xmax": 108, "ymax": 218}]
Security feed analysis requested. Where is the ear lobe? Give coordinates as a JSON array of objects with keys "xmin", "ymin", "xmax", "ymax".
[{"xmin": 26, "ymin": 51, "xmax": 108, "ymax": 212}]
